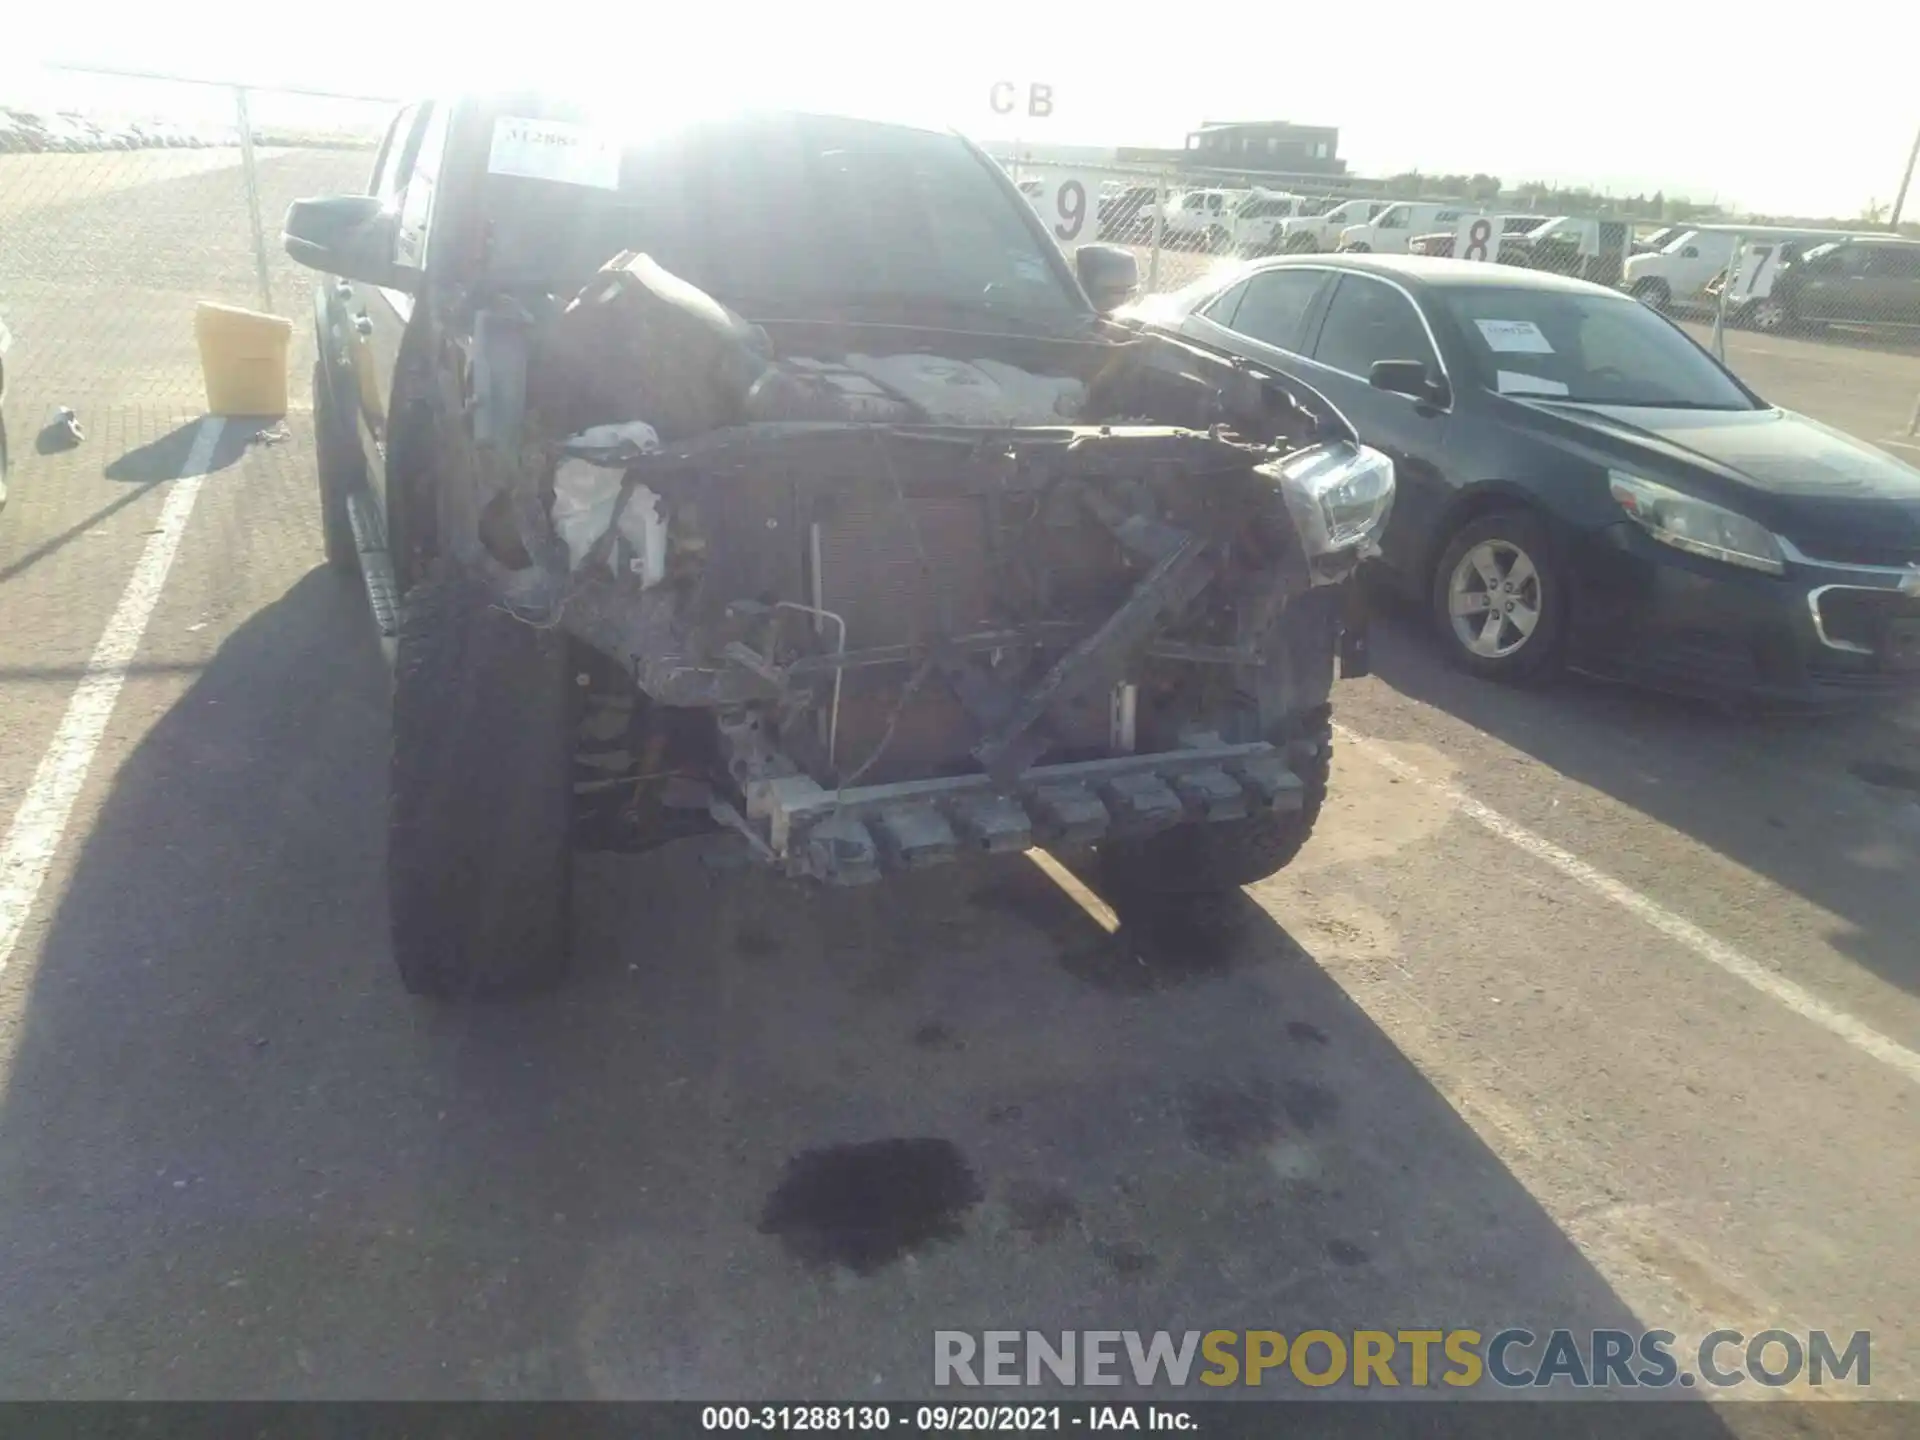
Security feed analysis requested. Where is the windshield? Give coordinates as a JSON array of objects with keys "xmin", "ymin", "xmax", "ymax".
[
  {"xmin": 1441, "ymin": 287, "xmax": 1757, "ymax": 410},
  {"xmin": 487, "ymin": 113, "xmax": 1087, "ymax": 329},
  {"xmin": 1661, "ymin": 230, "xmax": 1704, "ymax": 254}
]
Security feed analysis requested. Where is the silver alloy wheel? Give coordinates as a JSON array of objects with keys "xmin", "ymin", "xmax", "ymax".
[
  {"xmin": 1448, "ymin": 539, "xmax": 1543, "ymax": 659},
  {"xmin": 1749, "ymin": 298, "xmax": 1786, "ymax": 331}
]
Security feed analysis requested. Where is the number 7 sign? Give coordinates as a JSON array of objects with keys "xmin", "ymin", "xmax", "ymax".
[{"xmin": 1454, "ymin": 214, "xmax": 1502, "ymax": 264}]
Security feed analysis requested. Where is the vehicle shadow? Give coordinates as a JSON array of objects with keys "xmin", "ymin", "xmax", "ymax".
[
  {"xmin": 0, "ymin": 567, "xmax": 1723, "ymax": 1422},
  {"xmin": 1365, "ymin": 598, "xmax": 1920, "ymax": 997}
]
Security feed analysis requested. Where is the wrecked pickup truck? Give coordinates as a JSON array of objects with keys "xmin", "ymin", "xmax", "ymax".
[{"xmin": 282, "ymin": 99, "xmax": 1394, "ymax": 998}]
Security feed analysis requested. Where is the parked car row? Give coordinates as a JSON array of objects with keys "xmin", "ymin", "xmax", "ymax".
[
  {"xmin": 0, "ymin": 108, "xmax": 227, "ymax": 153},
  {"xmin": 1622, "ymin": 223, "xmax": 1873, "ymax": 312},
  {"xmin": 1124, "ymin": 252, "xmax": 1920, "ymax": 707},
  {"xmin": 1705, "ymin": 236, "xmax": 1920, "ymax": 334}
]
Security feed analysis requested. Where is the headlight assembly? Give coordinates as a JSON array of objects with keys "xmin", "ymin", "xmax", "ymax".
[
  {"xmin": 1269, "ymin": 442, "xmax": 1396, "ymax": 560},
  {"xmin": 1608, "ymin": 471, "xmax": 1783, "ymax": 574}
]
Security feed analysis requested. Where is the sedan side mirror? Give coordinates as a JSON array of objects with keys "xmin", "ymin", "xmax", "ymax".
[
  {"xmin": 1370, "ymin": 358, "xmax": 1449, "ymax": 407},
  {"xmin": 1076, "ymin": 243, "xmax": 1140, "ymax": 314},
  {"xmin": 283, "ymin": 194, "xmax": 413, "ymax": 293}
]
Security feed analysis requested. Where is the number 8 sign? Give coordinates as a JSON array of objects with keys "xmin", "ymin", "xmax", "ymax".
[
  {"xmin": 1454, "ymin": 214, "xmax": 1502, "ymax": 264},
  {"xmin": 1024, "ymin": 171, "xmax": 1100, "ymax": 248}
]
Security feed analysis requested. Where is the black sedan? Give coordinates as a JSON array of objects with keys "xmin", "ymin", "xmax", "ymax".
[{"xmin": 1124, "ymin": 254, "xmax": 1920, "ymax": 704}]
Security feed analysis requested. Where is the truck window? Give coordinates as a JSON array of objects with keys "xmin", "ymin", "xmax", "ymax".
[
  {"xmin": 1863, "ymin": 247, "xmax": 1920, "ymax": 279},
  {"xmin": 490, "ymin": 114, "xmax": 1088, "ymax": 326},
  {"xmin": 370, "ymin": 104, "xmax": 424, "ymax": 207},
  {"xmin": 395, "ymin": 104, "xmax": 452, "ymax": 272}
]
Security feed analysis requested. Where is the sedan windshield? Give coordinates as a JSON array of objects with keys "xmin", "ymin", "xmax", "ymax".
[{"xmin": 1439, "ymin": 287, "xmax": 1758, "ymax": 410}]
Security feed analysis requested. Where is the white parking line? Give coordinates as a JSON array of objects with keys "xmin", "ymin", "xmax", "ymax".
[
  {"xmin": 1883, "ymin": 437, "xmax": 1920, "ymax": 454},
  {"xmin": 1332, "ymin": 722, "xmax": 1920, "ymax": 1087},
  {"xmin": 0, "ymin": 417, "xmax": 226, "ymax": 975}
]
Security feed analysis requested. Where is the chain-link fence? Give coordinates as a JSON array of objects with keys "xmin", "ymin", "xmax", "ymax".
[
  {"xmin": 2, "ymin": 69, "xmax": 1917, "ymax": 447},
  {"xmin": 0, "ymin": 65, "xmax": 387, "ymax": 416}
]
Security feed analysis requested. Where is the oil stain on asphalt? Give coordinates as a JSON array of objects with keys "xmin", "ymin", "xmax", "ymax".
[
  {"xmin": 760, "ymin": 1139, "xmax": 984, "ymax": 1274},
  {"xmin": 1182, "ymin": 1077, "xmax": 1341, "ymax": 1159}
]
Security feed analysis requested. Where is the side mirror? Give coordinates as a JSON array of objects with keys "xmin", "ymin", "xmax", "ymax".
[
  {"xmin": 1076, "ymin": 243, "xmax": 1140, "ymax": 314},
  {"xmin": 282, "ymin": 194, "xmax": 413, "ymax": 293},
  {"xmin": 1370, "ymin": 358, "xmax": 1449, "ymax": 407}
]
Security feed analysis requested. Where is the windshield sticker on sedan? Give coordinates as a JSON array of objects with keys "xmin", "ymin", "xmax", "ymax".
[
  {"xmin": 1496, "ymin": 370, "xmax": 1569, "ymax": 396},
  {"xmin": 1475, "ymin": 319, "xmax": 1554, "ymax": 354},
  {"xmin": 486, "ymin": 118, "xmax": 622, "ymax": 190}
]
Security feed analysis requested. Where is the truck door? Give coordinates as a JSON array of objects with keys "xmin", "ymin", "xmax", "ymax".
[
  {"xmin": 1793, "ymin": 243, "xmax": 1867, "ymax": 323},
  {"xmin": 1858, "ymin": 245, "xmax": 1920, "ymax": 325},
  {"xmin": 347, "ymin": 102, "xmax": 451, "ymax": 513},
  {"xmin": 342, "ymin": 103, "xmax": 421, "ymax": 501}
]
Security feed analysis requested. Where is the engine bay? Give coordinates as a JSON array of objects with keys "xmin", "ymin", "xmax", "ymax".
[{"xmin": 449, "ymin": 250, "xmax": 1391, "ymax": 878}]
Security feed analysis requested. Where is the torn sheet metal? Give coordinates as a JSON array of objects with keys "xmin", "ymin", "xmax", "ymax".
[
  {"xmin": 841, "ymin": 353, "xmax": 1085, "ymax": 425},
  {"xmin": 551, "ymin": 422, "xmax": 667, "ymax": 582}
]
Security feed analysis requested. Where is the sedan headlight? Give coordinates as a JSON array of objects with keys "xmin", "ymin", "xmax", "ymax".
[
  {"xmin": 1271, "ymin": 442, "xmax": 1396, "ymax": 560},
  {"xmin": 1608, "ymin": 471, "xmax": 1783, "ymax": 574}
]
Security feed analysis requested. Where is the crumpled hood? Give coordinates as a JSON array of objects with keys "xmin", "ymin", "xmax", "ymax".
[{"xmin": 1516, "ymin": 399, "xmax": 1920, "ymax": 559}]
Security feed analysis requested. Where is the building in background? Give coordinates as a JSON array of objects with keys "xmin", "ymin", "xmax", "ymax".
[
  {"xmin": 1184, "ymin": 121, "xmax": 1344, "ymax": 175},
  {"xmin": 1110, "ymin": 119, "xmax": 1345, "ymax": 180}
]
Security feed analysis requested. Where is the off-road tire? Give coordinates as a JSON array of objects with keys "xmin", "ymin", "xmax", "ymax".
[
  {"xmin": 313, "ymin": 360, "xmax": 360, "ymax": 574},
  {"xmin": 1631, "ymin": 278, "xmax": 1672, "ymax": 310},
  {"xmin": 389, "ymin": 575, "xmax": 573, "ymax": 998},
  {"xmin": 1098, "ymin": 709, "xmax": 1332, "ymax": 896}
]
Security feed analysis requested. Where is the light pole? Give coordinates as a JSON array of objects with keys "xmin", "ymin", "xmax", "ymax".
[{"xmin": 1892, "ymin": 122, "xmax": 1920, "ymax": 229}]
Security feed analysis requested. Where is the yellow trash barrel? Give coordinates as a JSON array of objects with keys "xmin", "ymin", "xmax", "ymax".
[{"xmin": 194, "ymin": 302, "xmax": 293, "ymax": 416}]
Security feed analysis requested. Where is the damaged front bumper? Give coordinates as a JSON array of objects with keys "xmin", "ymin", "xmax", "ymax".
[{"xmin": 719, "ymin": 735, "xmax": 1314, "ymax": 885}]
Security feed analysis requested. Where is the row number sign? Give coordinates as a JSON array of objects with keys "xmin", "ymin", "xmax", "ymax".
[
  {"xmin": 1726, "ymin": 241, "xmax": 1782, "ymax": 303},
  {"xmin": 1024, "ymin": 170, "xmax": 1100, "ymax": 247},
  {"xmin": 1454, "ymin": 214, "xmax": 1502, "ymax": 264}
]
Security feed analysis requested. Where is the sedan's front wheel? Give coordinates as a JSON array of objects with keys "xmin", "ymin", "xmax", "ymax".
[
  {"xmin": 1746, "ymin": 297, "xmax": 1792, "ymax": 332},
  {"xmin": 1431, "ymin": 511, "xmax": 1567, "ymax": 683}
]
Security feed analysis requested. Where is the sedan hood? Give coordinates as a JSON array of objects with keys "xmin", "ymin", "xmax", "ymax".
[{"xmin": 1516, "ymin": 399, "xmax": 1920, "ymax": 563}]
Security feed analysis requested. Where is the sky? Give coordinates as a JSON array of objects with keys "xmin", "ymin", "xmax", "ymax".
[{"xmin": 6, "ymin": 2, "xmax": 1918, "ymax": 219}]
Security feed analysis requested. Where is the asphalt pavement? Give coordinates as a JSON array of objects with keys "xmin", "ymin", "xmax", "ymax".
[{"xmin": 2, "ymin": 153, "xmax": 1919, "ymax": 1412}]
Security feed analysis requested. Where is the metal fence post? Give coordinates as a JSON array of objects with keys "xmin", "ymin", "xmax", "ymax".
[
  {"xmin": 1147, "ymin": 174, "xmax": 1167, "ymax": 293},
  {"xmin": 233, "ymin": 85, "xmax": 275, "ymax": 313},
  {"xmin": 1712, "ymin": 231, "xmax": 1741, "ymax": 363}
]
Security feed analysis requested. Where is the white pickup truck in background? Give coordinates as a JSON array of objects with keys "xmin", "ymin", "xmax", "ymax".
[
  {"xmin": 1339, "ymin": 201, "xmax": 1473, "ymax": 254},
  {"xmin": 1275, "ymin": 197, "xmax": 1389, "ymax": 253}
]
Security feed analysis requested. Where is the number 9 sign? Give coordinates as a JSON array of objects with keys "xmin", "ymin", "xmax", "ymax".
[
  {"xmin": 1023, "ymin": 171, "xmax": 1099, "ymax": 247},
  {"xmin": 1454, "ymin": 214, "xmax": 1501, "ymax": 264}
]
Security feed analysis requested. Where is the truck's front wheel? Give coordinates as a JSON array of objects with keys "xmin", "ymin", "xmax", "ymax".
[
  {"xmin": 389, "ymin": 575, "xmax": 573, "ymax": 998},
  {"xmin": 1099, "ymin": 712, "xmax": 1332, "ymax": 896}
]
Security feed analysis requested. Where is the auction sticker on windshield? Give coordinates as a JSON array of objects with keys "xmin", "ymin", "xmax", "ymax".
[
  {"xmin": 1475, "ymin": 319, "xmax": 1554, "ymax": 353},
  {"xmin": 487, "ymin": 117, "xmax": 622, "ymax": 190},
  {"xmin": 1496, "ymin": 370, "xmax": 1568, "ymax": 396}
]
